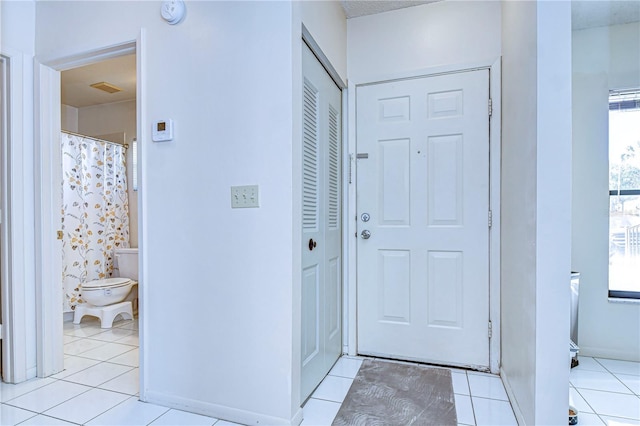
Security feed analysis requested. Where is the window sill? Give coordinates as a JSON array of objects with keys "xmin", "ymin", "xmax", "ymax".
[{"xmin": 608, "ymin": 297, "xmax": 640, "ymax": 305}]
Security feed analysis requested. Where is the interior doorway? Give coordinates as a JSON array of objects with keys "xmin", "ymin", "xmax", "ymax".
[
  {"xmin": 60, "ymin": 54, "xmax": 138, "ymax": 319},
  {"xmin": 35, "ymin": 40, "xmax": 144, "ymax": 384}
]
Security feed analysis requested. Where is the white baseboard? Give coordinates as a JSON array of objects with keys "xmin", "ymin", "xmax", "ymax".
[
  {"xmin": 143, "ymin": 390, "xmax": 304, "ymax": 426},
  {"xmin": 500, "ymin": 367, "xmax": 525, "ymax": 426},
  {"xmin": 579, "ymin": 345, "xmax": 640, "ymax": 362}
]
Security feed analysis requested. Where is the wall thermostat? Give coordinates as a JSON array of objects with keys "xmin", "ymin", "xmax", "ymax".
[{"xmin": 152, "ymin": 119, "xmax": 173, "ymax": 142}]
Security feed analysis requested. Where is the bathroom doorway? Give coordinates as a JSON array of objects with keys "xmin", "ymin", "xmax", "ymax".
[
  {"xmin": 57, "ymin": 52, "xmax": 140, "ymax": 385},
  {"xmin": 34, "ymin": 39, "xmax": 145, "ymax": 384}
]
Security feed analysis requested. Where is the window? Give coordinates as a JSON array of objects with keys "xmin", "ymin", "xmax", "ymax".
[{"xmin": 609, "ymin": 89, "xmax": 640, "ymax": 299}]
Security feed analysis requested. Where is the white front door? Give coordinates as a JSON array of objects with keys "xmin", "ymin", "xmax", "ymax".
[
  {"xmin": 356, "ymin": 70, "xmax": 490, "ymax": 368},
  {"xmin": 300, "ymin": 43, "xmax": 342, "ymax": 400}
]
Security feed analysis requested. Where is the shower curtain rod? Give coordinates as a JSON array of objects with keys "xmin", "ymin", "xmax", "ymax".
[{"xmin": 62, "ymin": 130, "xmax": 129, "ymax": 149}]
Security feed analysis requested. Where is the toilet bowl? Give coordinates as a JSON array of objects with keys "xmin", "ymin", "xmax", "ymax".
[
  {"xmin": 81, "ymin": 277, "xmax": 135, "ymax": 306},
  {"xmin": 74, "ymin": 278, "xmax": 137, "ymax": 328},
  {"xmin": 73, "ymin": 247, "xmax": 139, "ymax": 328}
]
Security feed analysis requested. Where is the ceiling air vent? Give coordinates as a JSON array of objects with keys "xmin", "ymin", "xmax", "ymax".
[{"xmin": 90, "ymin": 81, "xmax": 123, "ymax": 94}]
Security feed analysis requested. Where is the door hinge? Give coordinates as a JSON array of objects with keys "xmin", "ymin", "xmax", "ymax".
[
  {"xmin": 488, "ymin": 210, "xmax": 493, "ymax": 228},
  {"xmin": 488, "ymin": 320, "xmax": 493, "ymax": 339},
  {"xmin": 488, "ymin": 98, "xmax": 493, "ymax": 117}
]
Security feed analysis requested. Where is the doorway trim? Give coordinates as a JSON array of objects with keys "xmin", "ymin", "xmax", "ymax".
[
  {"xmin": 346, "ymin": 58, "xmax": 502, "ymax": 373},
  {"xmin": 1, "ymin": 47, "xmax": 36, "ymax": 383},
  {"xmin": 34, "ymin": 34, "xmax": 146, "ymax": 386}
]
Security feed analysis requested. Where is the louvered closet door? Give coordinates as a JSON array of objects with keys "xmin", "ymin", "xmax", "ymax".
[{"xmin": 301, "ymin": 43, "xmax": 342, "ymax": 402}]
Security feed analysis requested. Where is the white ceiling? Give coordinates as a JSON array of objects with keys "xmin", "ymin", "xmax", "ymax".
[
  {"xmin": 572, "ymin": 0, "xmax": 640, "ymax": 30},
  {"xmin": 341, "ymin": 0, "xmax": 437, "ymax": 18},
  {"xmin": 61, "ymin": 54, "xmax": 136, "ymax": 108},
  {"xmin": 61, "ymin": 1, "xmax": 639, "ymax": 109}
]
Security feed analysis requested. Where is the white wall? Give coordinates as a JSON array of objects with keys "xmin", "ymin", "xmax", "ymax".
[
  {"xmin": 61, "ymin": 104, "xmax": 78, "ymax": 132},
  {"xmin": 572, "ymin": 22, "xmax": 640, "ymax": 361},
  {"xmin": 500, "ymin": 2, "xmax": 538, "ymax": 420},
  {"xmin": 347, "ymin": 1, "xmax": 501, "ymax": 83},
  {"xmin": 300, "ymin": 1, "xmax": 346, "ymax": 83},
  {"xmin": 1, "ymin": 0, "xmax": 35, "ymax": 53},
  {"xmin": 35, "ymin": 1, "xmax": 300, "ymax": 424},
  {"xmin": 1, "ymin": 0, "xmax": 38, "ymax": 383},
  {"xmin": 77, "ymin": 100, "xmax": 138, "ymax": 248},
  {"xmin": 501, "ymin": 1, "xmax": 572, "ymax": 424}
]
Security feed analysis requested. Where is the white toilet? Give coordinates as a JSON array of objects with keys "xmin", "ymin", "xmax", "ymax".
[{"xmin": 73, "ymin": 247, "xmax": 139, "ymax": 328}]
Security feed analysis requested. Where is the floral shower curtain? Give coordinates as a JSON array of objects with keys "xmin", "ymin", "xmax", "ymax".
[{"xmin": 61, "ymin": 132, "xmax": 130, "ymax": 311}]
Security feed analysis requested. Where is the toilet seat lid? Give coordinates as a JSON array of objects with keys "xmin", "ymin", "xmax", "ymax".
[{"xmin": 81, "ymin": 277, "xmax": 132, "ymax": 290}]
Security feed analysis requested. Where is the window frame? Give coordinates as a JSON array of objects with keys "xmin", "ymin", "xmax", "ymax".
[{"xmin": 608, "ymin": 89, "xmax": 640, "ymax": 300}]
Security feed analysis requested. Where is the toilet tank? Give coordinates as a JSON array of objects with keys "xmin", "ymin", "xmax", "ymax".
[{"xmin": 114, "ymin": 248, "xmax": 139, "ymax": 281}]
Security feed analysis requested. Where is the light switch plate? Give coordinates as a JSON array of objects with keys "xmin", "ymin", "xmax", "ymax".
[{"xmin": 231, "ymin": 185, "xmax": 259, "ymax": 208}]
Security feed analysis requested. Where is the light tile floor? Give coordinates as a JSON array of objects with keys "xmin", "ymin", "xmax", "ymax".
[
  {"xmin": 0, "ymin": 317, "xmax": 228, "ymax": 426},
  {"xmin": 570, "ymin": 356, "xmax": 640, "ymax": 426},
  {"xmin": 1, "ymin": 318, "xmax": 638, "ymax": 426}
]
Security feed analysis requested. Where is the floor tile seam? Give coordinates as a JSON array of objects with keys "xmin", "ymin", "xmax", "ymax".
[
  {"xmin": 71, "ymin": 346, "xmax": 138, "ymax": 363},
  {"xmin": 467, "ymin": 391, "xmax": 478, "ymax": 425},
  {"xmin": 78, "ymin": 338, "xmax": 138, "ymax": 349},
  {"xmin": 327, "ymin": 372, "xmax": 357, "ymax": 380},
  {"xmin": 594, "ymin": 358, "xmax": 640, "ymax": 378},
  {"xmin": 572, "ymin": 387, "xmax": 605, "ymax": 416},
  {"xmin": 64, "ymin": 342, "xmax": 110, "ymax": 356},
  {"xmin": 34, "ymin": 384, "xmax": 94, "ymax": 416},
  {"xmin": 94, "ymin": 383, "xmax": 139, "ymax": 397},
  {"xmin": 2, "ymin": 377, "xmax": 67, "ymax": 404},
  {"xmin": 308, "ymin": 395, "xmax": 345, "ymax": 405},
  {"xmin": 147, "ymin": 405, "xmax": 171, "ymax": 426},
  {"xmin": 36, "ymin": 409, "xmax": 85, "ymax": 425},
  {"xmin": 466, "ymin": 371, "xmax": 499, "ymax": 378},
  {"xmin": 66, "ymin": 331, "xmax": 107, "ymax": 339},
  {"xmin": 454, "ymin": 391, "xmax": 471, "ymax": 396},
  {"xmin": 469, "ymin": 394, "xmax": 510, "ymax": 403},
  {"xmin": 1, "ymin": 402, "xmax": 41, "ymax": 417},
  {"xmin": 600, "ymin": 413, "xmax": 640, "ymax": 422},
  {"xmin": 60, "ymin": 365, "xmax": 135, "ymax": 389},
  {"xmin": 94, "ymin": 368, "xmax": 139, "ymax": 392},
  {"xmin": 83, "ymin": 397, "xmax": 144, "ymax": 425},
  {"xmin": 113, "ymin": 336, "xmax": 139, "ymax": 345},
  {"xmin": 572, "ymin": 384, "xmax": 635, "ymax": 395},
  {"xmin": 610, "ymin": 373, "xmax": 640, "ymax": 394},
  {"xmin": 59, "ymin": 358, "xmax": 109, "ymax": 376},
  {"xmin": 79, "ymin": 394, "xmax": 143, "ymax": 426}
]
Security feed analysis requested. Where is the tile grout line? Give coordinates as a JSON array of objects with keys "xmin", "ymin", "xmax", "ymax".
[{"xmin": 466, "ymin": 372, "xmax": 479, "ymax": 426}]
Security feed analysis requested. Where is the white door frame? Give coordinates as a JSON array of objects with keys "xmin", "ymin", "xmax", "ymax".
[
  {"xmin": 34, "ymin": 33, "xmax": 146, "ymax": 390},
  {"xmin": 345, "ymin": 59, "xmax": 502, "ymax": 374},
  {"xmin": 1, "ymin": 47, "xmax": 36, "ymax": 383}
]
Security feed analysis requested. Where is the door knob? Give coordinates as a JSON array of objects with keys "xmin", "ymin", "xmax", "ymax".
[
  {"xmin": 308, "ymin": 238, "xmax": 317, "ymax": 250},
  {"xmin": 361, "ymin": 230, "xmax": 371, "ymax": 239}
]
